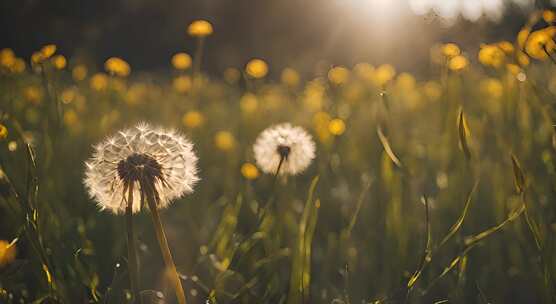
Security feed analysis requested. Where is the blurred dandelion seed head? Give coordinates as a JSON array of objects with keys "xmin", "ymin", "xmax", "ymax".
[
  {"xmin": 253, "ymin": 123, "xmax": 315, "ymax": 176},
  {"xmin": 84, "ymin": 123, "xmax": 199, "ymax": 214}
]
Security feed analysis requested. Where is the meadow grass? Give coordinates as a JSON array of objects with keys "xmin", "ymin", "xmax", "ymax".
[{"xmin": 1, "ymin": 13, "xmax": 556, "ymax": 304}]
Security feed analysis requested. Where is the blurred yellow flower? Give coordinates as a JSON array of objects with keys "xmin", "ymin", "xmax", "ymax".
[
  {"xmin": 506, "ymin": 64, "xmax": 521, "ymax": 76},
  {"xmin": 240, "ymin": 93, "xmax": 258, "ymax": 114},
  {"xmin": 478, "ymin": 44, "xmax": 505, "ymax": 68},
  {"xmin": 517, "ymin": 51, "xmax": 530, "ymax": 66},
  {"xmin": 448, "ymin": 55, "xmax": 468, "ymax": 71},
  {"xmin": 0, "ymin": 240, "xmax": 16, "ymax": 267},
  {"xmin": 61, "ymin": 88, "xmax": 76, "ymax": 104},
  {"xmin": 525, "ymin": 27, "xmax": 556, "ymax": 60},
  {"xmin": 442, "ymin": 43, "xmax": 460, "ymax": 58},
  {"xmin": 517, "ymin": 28, "xmax": 531, "ymax": 49},
  {"xmin": 353, "ymin": 62, "xmax": 374, "ymax": 83},
  {"xmin": 90, "ymin": 73, "xmax": 109, "ymax": 91},
  {"xmin": 328, "ymin": 66, "xmax": 349, "ymax": 85},
  {"xmin": 23, "ymin": 85, "xmax": 43, "ymax": 104},
  {"xmin": 182, "ymin": 111, "xmax": 205, "ymax": 128},
  {"xmin": 215, "ymin": 131, "xmax": 235, "ymax": 151},
  {"xmin": 481, "ymin": 78, "xmax": 504, "ymax": 99},
  {"xmin": 303, "ymin": 79, "xmax": 326, "ymax": 111},
  {"xmin": 171, "ymin": 52, "xmax": 192, "ymax": 70},
  {"xmin": 498, "ymin": 41, "xmax": 514, "ymax": 54},
  {"xmin": 10, "ymin": 58, "xmax": 26, "ymax": 74},
  {"xmin": 72, "ymin": 64, "xmax": 88, "ymax": 81},
  {"xmin": 223, "ymin": 68, "xmax": 241, "ymax": 84},
  {"xmin": 241, "ymin": 163, "xmax": 259, "ymax": 180},
  {"xmin": 104, "ymin": 57, "xmax": 130, "ymax": 77},
  {"xmin": 373, "ymin": 64, "xmax": 396, "ymax": 87},
  {"xmin": 0, "ymin": 124, "xmax": 7, "ymax": 140},
  {"xmin": 0, "ymin": 48, "xmax": 15, "ymax": 68},
  {"xmin": 543, "ymin": 10, "xmax": 555, "ymax": 23},
  {"xmin": 173, "ymin": 75, "xmax": 192, "ymax": 93},
  {"xmin": 245, "ymin": 59, "xmax": 268, "ymax": 79},
  {"xmin": 51, "ymin": 55, "xmax": 66, "ymax": 70},
  {"xmin": 63, "ymin": 109, "xmax": 79, "ymax": 127},
  {"xmin": 328, "ymin": 118, "xmax": 346, "ymax": 136},
  {"xmin": 396, "ymin": 73, "xmax": 416, "ymax": 90},
  {"xmin": 281, "ymin": 67, "xmax": 300, "ymax": 87},
  {"xmin": 125, "ymin": 83, "xmax": 148, "ymax": 105},
  {"xmin": 31, "ymin": 52, "xmax": 43, "ymax": 65},
  {"xmin": 313, "ymin": 111, "xmax": 332, "ymax": 144},
  {"xmin": 188, "ymin": 20, "xmax": 213, "ymax": 37},
  {"xmin": 40, "ymin": 44, "xmax": 57, "ymax": 59}
]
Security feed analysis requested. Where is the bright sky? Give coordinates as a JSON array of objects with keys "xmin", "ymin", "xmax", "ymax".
[{"xmin": 408, "ymin": 0, "xmax": 534, "ymax": 21}]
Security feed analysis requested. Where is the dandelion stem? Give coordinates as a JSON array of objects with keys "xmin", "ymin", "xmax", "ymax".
[
  {"xmin": 256, "ymin": 155, "xmax": 285, "ymax": 224},
  {"xmin": 125, "ymin": 184, "xmax": 141, "ymax": 304},
  {"xmin": 143, "ymin": 182, "xmax": 187, "ymax": 304}
]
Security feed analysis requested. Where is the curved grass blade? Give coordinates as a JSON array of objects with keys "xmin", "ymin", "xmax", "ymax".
[
  {"xmin": 510, "ymin": 153, "xmax": 526, "ymax": 194},
  {"xmin": 438, "ymin": 180, "xmax": 479, "ymax": 248},
  {"xmin": 457, "ymin": 108, "xmax": 471, "ymax": 161},
  {"xmin": 377, "ymin": 125, "xmax": 403, "ymax": 168},
  {"xmin": 407, "ymin": 196, "xmax": 432, "ymax": 289}
]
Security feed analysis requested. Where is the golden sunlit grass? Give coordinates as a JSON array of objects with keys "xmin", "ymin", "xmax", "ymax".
[{"xmin": 0, "ymin": 8, "xmax": 556, "ymax": 304}]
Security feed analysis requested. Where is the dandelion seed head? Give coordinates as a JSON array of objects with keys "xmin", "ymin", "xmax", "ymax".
[
  {"xmin": 84, "ymin": 123, "xmax": 199, "ymax": 214},
  {"xmin": 253, "ymin": 123, "xmax": 315, "ymax": 176}
]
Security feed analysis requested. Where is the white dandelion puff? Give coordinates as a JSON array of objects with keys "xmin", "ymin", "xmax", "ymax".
[
  {"xmin": 253, "ymin": 123, "xmax": 316, "ymax": 176},
  {"xmin": 84, "ymin": 122, "xmax": 199, "ymax": 214}
]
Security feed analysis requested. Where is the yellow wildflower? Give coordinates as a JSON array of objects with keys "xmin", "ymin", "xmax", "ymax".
[
  {"xmin": 0, "ymin": 240, "xmax": 16, "ymax": 267},
  {"xmin": 442, "ymin": 43, "xmax": 460, "ymax": 58},
  {"xmin": 373, "ymin": 64, "xmax": 396, "ymax": 87},
  {"xmin": 173, "ymin": 75, "xmax": 192, "ymax": 93},
  {"xmin": 245, "ymin": 59, "xmax": 268, "ymax": 79},
  {"xmin": 171, "ymin": 52, "xmax": 192, "ymax": 70},
  {"xmin": 0, "ymin": 48, "xmax": 15, "ymax": 68},
  {"xmin": 72, "ymin": 64, "xmax": 88, "ymax": 81},
  {"xmin": 543, "ymin": 10, "xmax": 555, "ymax": 23},
  {"xmin": 187, "ymin": 20, "xmax": 213, "ymax": 37},
  {"xmin": 448, "ymin": 55, "xmax": 468, "ymax": 71},
  {"xmin": 104, "ymin": 57, "xmax": 130, "ymax": 77},
  {"xmin": 40, "ymin": 44, "xmax": 56, "ymax": 59},
  {"xmin": 51, "ymin": 55, "xmax": 66, "ymax": 70},
  {"xmin": 240, "ymin": 93, "xmax": 258, "ymax": 114},
  {"xmin": 281, "ymin": 67, "xmax": 300, "ymax": 87},
  {"xmin": 63, "ymin": 110, "xmax": 79, "ymax": 127},
  {"xmin": 498, "ymin": 41, "xmax": 514, "ymax": 54},
  {"xmin": 329, "ymin": 119, "xmax": 346, "ymax": 136},
  {"xmin": 215, "ymin": 131, "xmax": 235, "ymax": 151},
  {"xmin": 481, "ymin": 78, "xmax": 504, "ymax": 99},
  {"xmin": 90, "ymin": 73, "xmax": 109, "ymax": 91},
  {"xmin": 11, "ymin": 58, "xmax": 26, "ymax": 73},
  {"xmin": 525, "ymin": 27, "xmax": 556, "ymax": 60},
  {"xmin": 0, "ymin": 124, "xmax": 7, "ymax": 140},
  {"xmin": 241, "ymin": 163, "xmax": 259, "ymax": 180},
  {"xmin": 478, "ymin": 44, "xmax": 505, "ymax": 68},
  {"xmin": 328, "ymin": 66, "xmax": 349, "ymax": 85},
  {"xmin": 182, "ymin": 111, "xmax": 205, "ymax": 128}
]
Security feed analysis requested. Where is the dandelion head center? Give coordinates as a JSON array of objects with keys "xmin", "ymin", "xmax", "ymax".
[
  {"xmin": 276, "ymin": 144, "xmax": 291, "ymax": 160},
  {"xmin": 117, "ymin": 153, "xmax": 163, "ymax": 184}
]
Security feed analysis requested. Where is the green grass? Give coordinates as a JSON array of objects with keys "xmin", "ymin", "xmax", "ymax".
[{"xmin": 1, "ymin": 29, "xmax": 556, "ymax": 303}]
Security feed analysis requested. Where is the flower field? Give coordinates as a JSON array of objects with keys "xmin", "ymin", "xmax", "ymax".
[{"xmin": 1, "ymin": 10, "xmax": 556, "ymax": 304}]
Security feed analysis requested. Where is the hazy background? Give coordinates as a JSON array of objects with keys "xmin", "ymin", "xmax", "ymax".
[{"xmin": 0, "ymin": 0, "xmax": 554, "ymax": 75}]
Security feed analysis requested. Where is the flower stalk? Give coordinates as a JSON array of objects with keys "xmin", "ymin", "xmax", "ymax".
[
  {"xmin": 125, "ymin": 183, "xmax": 141, "ymax": 304},
  {"xmin": 143, "ymin": 181, "xmax": 187, "ymax": 304}
]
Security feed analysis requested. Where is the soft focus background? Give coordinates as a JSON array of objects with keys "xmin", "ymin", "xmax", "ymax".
[{"xmin": 1, "ymin": 0, "xmax": 556, "ymax": 303}]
